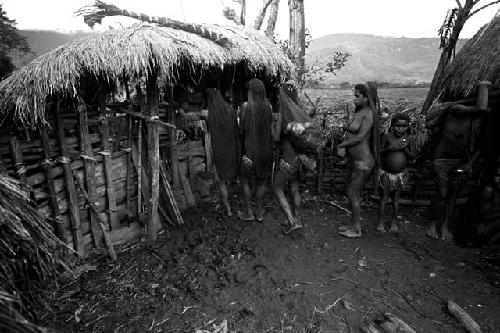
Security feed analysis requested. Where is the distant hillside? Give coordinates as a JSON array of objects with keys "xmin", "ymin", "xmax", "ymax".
[
  {"xmin": 11, "ymin": 30, "xmax": 89, "ymax": 69},
  {"xmin": 306, "ymin": 33, "xmax": 467, "ymax": 86},
  {"xmin": 11, "ymin": 30, "xmax": 466, "ymax": 87}
]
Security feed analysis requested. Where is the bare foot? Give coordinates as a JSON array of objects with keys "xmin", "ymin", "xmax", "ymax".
[
  {"xmin": 237, "ymin": 210, "xmax": 255, "ymax": 221},
  {"xmin": 376, "ymin": 224, "xmax": 386, "ymax": 233},
  {"xmin": 339, "ymin": 228, "xmax": 362, "ymax": 238},
  {"xmin": 441, "ymin": 226, "xmax": 454, "ymax": 241},
  {"xmin": 339, "ymin": 225, "xmax": 352, "ymax": 231},
  {"xmin": 224, "ymin": 203, "xmax": 232, "ymax": 217},
  {"xmin": 426, "ymin": 224, "xmax": 439, "ymax": 239},
  {"xmin": 390, "ymin": 222, "xmax": 399, "ymax": 233},
  {"xmin": 255, "ymin": 207, "xmax": 265, "ymax": 223},
  {"xmin": 282, "ymin": 223, "xmax": 303, "ymax": 235}
]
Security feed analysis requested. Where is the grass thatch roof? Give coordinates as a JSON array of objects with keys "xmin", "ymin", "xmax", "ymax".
[
  {"xmin": 436, "ymin": 15, "xmax": 500, "ymax": 101},
  {"xmin": 0, "ymin": 22, "xmax": 293, "ymax": 126}
]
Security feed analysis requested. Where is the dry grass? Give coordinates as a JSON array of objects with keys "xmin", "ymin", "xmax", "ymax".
[
  {"xmin": 436, "ymin": 15, "xmax": 500, "ymax": 100},
  {"xmin": 0, "ymin": 19, "xmax": 292, "ymax": 127}
]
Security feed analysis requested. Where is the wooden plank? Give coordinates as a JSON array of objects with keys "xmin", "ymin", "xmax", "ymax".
[
  {"xmin": 105, "ymin": 107, "xmax": 175, "ymax": 128},
  {"xmin": 160, "ymin": 161, "xmax": 184, "ymax": 225},
  {"xmin": 55, "ymin": 102, "xmax": 84, "ymax": 257},
  {"xmin": 178, "ymin": 161, "xmax": 196, "ymax": 207},
  {"xmin": 146, "ymin": 71, "xmax": 160, "ymax": 243},
  {"xmin": 78, "ymin": 102, "xmax": 102, "ymax": 248},
  {"xmin": 98, "ymin": 95, "xmax": 119, "ymax": 230},
  {"xmin": 73, "ymin": 172, "xmax": 117, "ymax": 261},
  {"xmin": 39, "ymin": 125, "xmax": 65, "ymax": 241},
  {"xmin": 168, "ymin": 108, "xmax": 180, "ymax": 187},
  {"xmin": 201, "ymin": 120, "xmax": 213, "ymax": 172},
  {"xmin": 9, "ymin": 135, "xmax": 27, "ymax": 184}
]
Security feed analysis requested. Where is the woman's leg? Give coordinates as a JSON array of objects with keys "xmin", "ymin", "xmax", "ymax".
[
  {"xmin": 290, "ymin": 178, "xmax": 301, "ymax": 226},
  {"xmin": 378, "ymin": 183, "xmax": 389, "ymax": 232},
  {"xmin": 255, "ymin": 179, "xmax": 267, "ymax": 222},
  {"xmin": 238, "ymin": 178, "xmax": 255, "ymax": 220},
  {"xmin": 340, "ymin": 168, "xmax": 366, "ymax": 237},
  {"xmin": 218, "ymin": 180, "xmax": 232, "ymax": 216},
  {"xmin": 273, "ymin": 172, "xmax": 296, "ymax": 226}
]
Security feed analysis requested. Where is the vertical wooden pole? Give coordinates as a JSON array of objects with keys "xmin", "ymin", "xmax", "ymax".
[
  {"xmin": 55, "ymin": 102, "xmax": 84, "ymax": 257},
  {"xmin": 125, "ymin": 115, "xmax": 133, "ymax": 217},
  {"xmin": 40, "ymin": 125, "xmax": 65, "ymax": 241},
  {"xmin": 137, "ymin": 119, "xmax": 143, "ymax": 217},
  {"xmin": 331, "ymin": 135, "xmax": 336, "ymax": 195},
  {"xmin": 146, "ymin": 70, "xmax": 160, "ymax": 243},
  {"xmin": 9, "ymin": 135, "xmax": 27, "ymax": 184},
  {"xmin": 78, "ymin": 101, "xmax": 102, "ymax": 248},
  {"xmin": 169, "ymin": 108, "xmax": 180, "ymax": 187},
  {"xmin": 98, "ymin": 94, "xmax": 119, "ymax": 230},
  {"xmin": 201, "ymin": 120, "xmax": 213, "ymax": 172},
  {"xmin": 316, "ymin": 147, "xmax": 324, "ymax": 194}
]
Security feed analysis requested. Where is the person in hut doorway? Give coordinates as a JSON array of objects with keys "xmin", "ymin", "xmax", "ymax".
[
  {"xmin": 336, "ymin": 83, "xmax": 380, "ymax": 238},
  {"xmin": 427, "ymin": 103, "xmax": 486, "ymax": 241},
  {"xmin": 378, "ymin": 113, "xmax": 415, "ymax": 233},
  {"xmin": 176, "ymin": 87, "xmax": 240, "ymax": 216},
  {"xmin": 238, "ymin": 78, "xmax": 274, "ymax": 222}
]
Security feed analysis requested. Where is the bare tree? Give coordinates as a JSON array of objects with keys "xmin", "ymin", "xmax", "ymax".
[
  {"xmin": 423, "ymin": 0, "xmax": 500, "ymax": 112},
  {"xmin": 288, "ymin": 0, "xmax": 306, "ymax": 85},
  {"xmin": 265, "ymin": 0, "xmax": 280, "ymax": 39},
  {"xmin": 254, "ymin": 0, "xmax": 274, "ymax": 29}
]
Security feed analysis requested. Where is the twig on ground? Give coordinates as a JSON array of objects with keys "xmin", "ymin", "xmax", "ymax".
[{"xmin": 325, "ymin": 200, "xmax": 352, "ymax": 216}]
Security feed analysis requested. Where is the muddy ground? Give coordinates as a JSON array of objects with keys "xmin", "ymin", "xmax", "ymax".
[{"xmin": 42, "ymin": 192, "xmax": 500, "ymax": 332}]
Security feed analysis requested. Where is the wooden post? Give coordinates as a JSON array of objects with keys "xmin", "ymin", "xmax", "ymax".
[
  {"xmin": 97, "ymin": 94, "xmax": 119, "ymax": 230},
  {"xmin": 316, "ymin": 147, "xmax": 324, "ymax": 194},
  {"xmin": 78, "ymin": 101, "xmax": 102, "ymax": 248},
  {"xmin": 169, "ymin": 108, "xmax": 180, "ymax": 186},
  {"xmin": 201, "ymin": 120, "xmax": 213, "ymax": 172},
  {"xmin": 54, "ymin": 102, "xmax": 84, "ymax": 257},
  {"xmin": 137, "ymin": 119, "xmax": 143, "ymax": 217},
  {"xmin": 331, "ymin": 134, "xmax": 336, "ymax": 195},
  {"xmin": 39, "ymin": 125, "xmax": 65, "ymax": 241},
  {"xmin": 73, "ymin": 172, "xmax": 117, "ymax": 261},
  {"xmin": 9, "ymin": 135, "xmax": 27, "ymax": 184},
  {"xmin": 146, "ymin": 70, "xmax": 160, "ymax": 243},
  {"xmin": 125, "ymin": 115, "xmax": 133, "ymax": 218}
]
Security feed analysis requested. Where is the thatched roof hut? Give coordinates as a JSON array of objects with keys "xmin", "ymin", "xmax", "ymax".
[
  {"xmin": 436, "ymin": 15, "xmax": 500, "ymax": 101},
  {"xmin": 0, "ymin": 22, "xmax": 292, "ymax": 126}
]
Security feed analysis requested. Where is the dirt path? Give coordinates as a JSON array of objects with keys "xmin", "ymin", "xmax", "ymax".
[{"xmin": 44, "ymin": 195, "xmax": 500, "ymax": 332}]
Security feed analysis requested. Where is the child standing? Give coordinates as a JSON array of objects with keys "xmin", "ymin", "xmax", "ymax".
[{"xmin": 378, "ymin": 113, "xmax": 415, "ymax": 232}]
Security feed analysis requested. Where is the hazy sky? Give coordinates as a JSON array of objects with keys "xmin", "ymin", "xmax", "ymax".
[{"xmin": 1, "ymin": 0, "xmax": 499, "ymax": 39}]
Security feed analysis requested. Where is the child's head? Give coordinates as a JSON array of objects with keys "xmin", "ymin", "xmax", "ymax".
[{"xmin": 390, "ymin": 113, "xmax": 410, "ymax": 137}]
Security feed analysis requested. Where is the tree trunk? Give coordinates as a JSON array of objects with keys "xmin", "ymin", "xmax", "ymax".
[
  {"xmin": 254, "ymin": 0, "xmax": 274, "ymax": 30},
  {"xmin": 265, "ymin": 0, "xmax": 280, "ymax": 39},
  {"xmin": 288, "ymin": 0, "xmax": 306, "ymax": 86}
]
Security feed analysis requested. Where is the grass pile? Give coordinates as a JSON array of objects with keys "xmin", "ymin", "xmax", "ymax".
[{"xmin": 0, "ymin": 174, "xmax": 68, "ymax": 333}]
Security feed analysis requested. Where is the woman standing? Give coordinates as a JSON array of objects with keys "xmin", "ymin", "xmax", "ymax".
[
  {"xmin": 238, "ymin": 78, "xmax": 274, "ymax": 222},
  {"xmin": 337, "ymin": 83, "xmax": 380, "ymax": 237}
]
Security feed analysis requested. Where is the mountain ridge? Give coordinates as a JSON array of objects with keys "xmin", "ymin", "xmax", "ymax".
[
  {"xmin": 306, "ymin": 33, "xmax": 467, "ymax": 86},
  {"xmin": 12, "ymin": 30, "xmax": 466, "ymax": 86}
]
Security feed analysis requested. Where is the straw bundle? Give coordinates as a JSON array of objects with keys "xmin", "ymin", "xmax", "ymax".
[
  {"xmin": 0, "ymin": 10, "xmax": 292, "ymax": 127},
  {"xmin": 0, "ymin": 174, "xmax": 67, "ymax": 332},
  {"xmin": 436, "ymin": 15, "xmax": 500, "ymax": 101}
]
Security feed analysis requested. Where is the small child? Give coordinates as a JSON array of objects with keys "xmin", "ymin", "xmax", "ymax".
[{"xmin": 378, "ymin": 113, "xmax": 415, "ymax": 232}]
